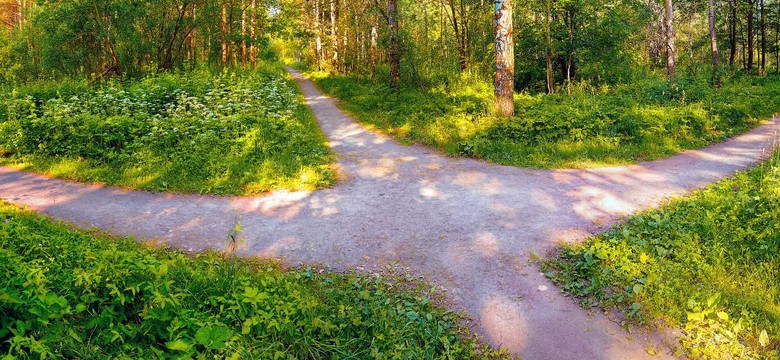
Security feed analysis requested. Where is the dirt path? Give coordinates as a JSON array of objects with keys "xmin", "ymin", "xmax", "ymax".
[{"xmin": 2, "ymin": 69, "xmax": 779, "ymax": 359}]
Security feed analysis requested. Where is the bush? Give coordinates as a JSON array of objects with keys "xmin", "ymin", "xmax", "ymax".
[
  {"xmin": 0, "ymin": 67, "xmax": 336, "ymax": 195},
  {"xmin": 314, "ymin": 73, "xmax": 780, "ymax": 168}
]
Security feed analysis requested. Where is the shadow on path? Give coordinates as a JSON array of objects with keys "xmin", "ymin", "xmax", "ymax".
[{"xmin": 1, "ymin": 67, "xmax": 778, "ymax": 359}]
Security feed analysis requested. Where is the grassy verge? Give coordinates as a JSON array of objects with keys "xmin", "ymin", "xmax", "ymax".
[
  {"xmin": 0, "ymin": 201, "xmax": 506, "ymax": 359},
  {"xmin": 543, "ymin": 148, "xmax": 780, "ymax": 359},
  {"xmin": 312, "ymin": 72, "xmax": 780, "ymax": 168},
  {"xmin": 0, "ymin": 64, "xmax": 336, "ymax": 195}
]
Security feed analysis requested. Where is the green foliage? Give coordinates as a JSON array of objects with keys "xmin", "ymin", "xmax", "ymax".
[
  {"xmin": 544, "ymin": 150, "xmax": 780, "ymax": 358},
  {"xmin": 0, "ymin": 202, "xmax": 507, "ymax": 359},
  {"xmin": 0, "ymin": 67, "xmax": 336, "ymax": 195},
  {"xmin": 314, "ymin": 72, "xmax": 780, "ymax": 168}
]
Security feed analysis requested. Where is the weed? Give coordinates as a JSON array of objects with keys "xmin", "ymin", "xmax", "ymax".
[
  {"xmin": 0, "ymin": 201, "xmax": 508, "ymax": 359},
  {"xmin": 544, "ymin": 142, "xmax": 780, "ymax": 359},
  {"xmin": 313, "ymin": 73, "xmax": 780, "ymax": 169},
  {"xmin": 0, "ymin": 65, "xmax": 336, "ymax": 195}
]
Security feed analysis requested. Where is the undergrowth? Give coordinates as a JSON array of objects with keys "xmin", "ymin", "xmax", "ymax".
[
  {"xmin": 544, "ymin": 138, "xmax": 780, "ymax": 359},
  {"xmin": 0, "ymin": 65, "xmax": 336, "ymax": 195},
  {"xmin": 0, "ymin": 201, "xmax": 508, "ymax": 359},
  {"xmin": 312, "ymin": 72, "xmax": 780, "ymax": 169}
]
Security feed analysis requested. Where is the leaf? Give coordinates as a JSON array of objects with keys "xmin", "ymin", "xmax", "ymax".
[
  {"xmin": 195, "ymin": 326, "xmax": 233, "ymax": 350},
  {"xmin": 166, "ymin": 339, "xmax": 191, "ymax": 351},
  {"xmin": 716, "ymin": 312, "xmax": 729, "ymax": 321},
  {"xmin": 759, "ymin": 330, "xmax": 770, "ymax": 347},
  {"xmin": 632, "ymin": 284, "xmax": 644, "ymax": 294},
  {"xmin": 706, "ymin": 293, "xmax": 721, "ymax": 308},
  {"xmin": 639, "ymin": 252, "xmax": 649, "ymax": 264}
]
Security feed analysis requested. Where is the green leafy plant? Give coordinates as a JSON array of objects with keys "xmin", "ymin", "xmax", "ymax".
[
  {"xmin": 0, "ymin": 65, "xmax": 336, "ymax": 195},
  {"xmin": 0, "ymin": 201, "xmax": 508, "ymax": 359},
  {"xmin": 544, "ymin": 143, "xmax": 780, "ymax": 359},
  {"xmin": 313, "ymin": 72, "xmax": 780, "ymax": 169}
]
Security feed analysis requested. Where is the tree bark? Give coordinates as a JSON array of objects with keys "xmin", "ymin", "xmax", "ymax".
[
  {"xmin": 222, "ymin": 1, "xmax": 229, "ymax": 65},
  {"xmin": 250, "ymin": 0, "xmax": 256, "ymax": 67},
  {"xmin": 241, "ymin": 0, "xmax": 247, "ymax": 67},
  {"xmin": 747, "ymin": 0, "xmax": 754, "ymax": 72},
  {"xmin": 388, "ymin": 0, "xmax": 400, "ymax": 90},
  {"xmin": 759, "ymin": 0, "xmax": 765, "ymax": 73},
  {"xmin": 370, "ymin": 18, "xmax": 378, "ymax": 78},
  {"xmin": 330, "ymin": 0, "xmax": 339, "ymax": 72},
  {"xmin": 709, "ymin": 0, "xmax": 720, "ymax": 87},
  {"xmin": 315, "ymin": 0, "xmax": 322, "ymax": 71},
  {"xmin": 545, "ymin": 0, "xmax": 555, "ymax": 93},
  {"xmin": 729, "ymin": 0, "xmax": 736, "ymax": 66},
  {"xmin": 444, "ymin": 0, "xmax": 467, "ymax": 71},
  {"xmin": 494, "ymin": 0, "xmax": 514, "ymax": 117},
  {"xmin": 665, "ymin": 0, "xmax": 675, "ymax": 78}
]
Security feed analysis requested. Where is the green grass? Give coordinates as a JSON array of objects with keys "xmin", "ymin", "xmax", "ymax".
[
  {"xmin": 0, "ymin": 201, "xmax": 507, "ymax": 359},
  {"xmin": 0, "ymin": 64, "xmax": 336, "ymax": 195},
  {"xmin": 312, "ymin": 72, "xmax": 780, "ymax": 169},
  {"xmin": 543, "ymin": 148, "xmax": 780, "ymax": 359}
]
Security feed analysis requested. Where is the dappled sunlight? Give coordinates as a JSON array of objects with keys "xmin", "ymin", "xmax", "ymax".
[
  {"xmin": 451, "ymin": 172, "xmax": 503, "ymax": 195},
  {"xmin": 2, "ymin": 71, "xmax": 779, "ymax": 360},
  {"xmin": 231, "ymin": 190, "xmax": 310, "ymax": 220},
  {"xmin": 569, "ymin": 185, "xmax": 635, "ymax": 224},
  {"xmin": 472, "ymin": 231, "xmax": 500, "ymax": 258},
  {"xmin": 418, "ymin": 181, "xmax": 449, "ymax": 201},
  {"xmin": 255, "ymin": 236, "xmax": 301, "ymax": 258},
  {"xmin": 355, "ymin": 157, "xmax": 400, "ymax": 179},
  {"xmin": 307, "ymin": 192, "xmax": 342, "ymax": 218},
  {"xmin": 480, "ymin": 294, "xmax": 528, "ymax": 353},
  {"xmin": 529, "ymin": 188, "xmax": 558, "ymax": 211}
]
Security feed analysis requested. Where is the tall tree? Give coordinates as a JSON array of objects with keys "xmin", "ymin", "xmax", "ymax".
[
  {"xmin": 760, "ymin": 0, "xmax": 766, "ymax": 73},
  {"xmin": 665, "ymin": 0, "xmax": 675, "ymax": 77},
  {"xmin": 250, "ymin": 0, "xmax": 256, "ymax": 66},
  {"xmin": 330, "ymin": 0, "xmax": 339, "ymax": 72},
  {"xmin": 729, "ymin": 0, "xmax": 737, "ymax": 66},
  {"xmin": 747, "ymin": 0, "xmax": 754, "ymax": 72},
  {"xmin": 710, "ymin": 0, "xmax": 720, "ymax": 86},
  {"xmin": 494, "ymin": 0, "xmax": 514, "ymax": 117},
  {"xmin": 388, "ymin": 0, "xmax": 399, "ymax": 89},
  {"xmin": 545, "ymin": 0, "xmax": 555, "ymax": 94}
]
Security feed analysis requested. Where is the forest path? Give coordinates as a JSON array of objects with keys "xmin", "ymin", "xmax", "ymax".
[{"xmin": 2, "ymin": 68, "xmax": 779, "ymax": 359}]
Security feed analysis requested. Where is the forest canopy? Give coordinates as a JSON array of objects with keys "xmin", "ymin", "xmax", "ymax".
[{"xmin": 0, "ymin": 0, "xmax": 779, "ymax": 92}]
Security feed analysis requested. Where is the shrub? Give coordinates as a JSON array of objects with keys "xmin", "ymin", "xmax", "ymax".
[{"xmin": 0, "ymin": 67, "xmax": 336, "ymax": 195}]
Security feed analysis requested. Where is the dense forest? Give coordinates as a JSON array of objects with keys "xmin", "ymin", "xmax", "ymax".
[{"xmin": 1, "ymin": 0, "xmax": 779, "ymax": 90}]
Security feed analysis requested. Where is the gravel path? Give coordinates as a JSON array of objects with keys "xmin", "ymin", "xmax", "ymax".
[{"xmin": 2, "ymin": 68, "xmax": 778, "ymax": 359}]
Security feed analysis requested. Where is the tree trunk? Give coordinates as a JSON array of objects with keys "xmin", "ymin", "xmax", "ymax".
[
  {"xmin": 250, "ymin": 0, "xmax": 256, "ymax": 67},
  {"xmin": 330, "ymin": 0, "xmax": 339, "ymax": 72},
  {"xmin": 370, "ymin": 18, "xmax": 378, "ymax": 79},
  {"xmin": 315, "ymin": 0, "xmax": 322, "ymax": 71},
  {"xmin": 759, "ymin": 0, "xmax": 765, "ymax": 74},
  {"xmin": 747, "ymin": 0, "xmax": 754, "ymax": 73},
  {"xmin": 729, "ymin": 0, "xmax": 736, "ymax": 66},
  {"xmin": 710, "ymin": 0, "xmax": 720, "ymax": 87},
  {"xmin": 445, "ymin": 0, "xmax": 467, "ymax": 71},
  {"xmin": 388, "ymin": 0, "xmax": 400, "ymax": 90},
  {"xmin": 545, "ymin": 0, "xmax": 555, "ymax": 94},
  {"xmin": 222, "ymin": 2, "xmax": 229, "ymax": 65},
  {"xmin": 688, "ymin": 13, "xmax": 694, "ymax": 63},
  {"xmin": 665, "ymin": 0, "xmax": 675, "ymax": 78},
  {"xmin": 241, "ymin": 0, "xmax": 247, "ymax": 68},
  {"xmin": 494, "ymin": 0, "xmax": 514, "ymax": 117}
]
